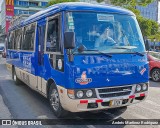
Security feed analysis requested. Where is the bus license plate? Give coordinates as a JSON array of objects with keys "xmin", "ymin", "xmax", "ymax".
[{"xmin": 110, "ymin": 100, "xmax": 122, "ymax": 107}]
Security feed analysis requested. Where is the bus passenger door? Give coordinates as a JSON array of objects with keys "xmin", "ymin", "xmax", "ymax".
[
  {"xmin": 44, "ymin": 14, "xmax": 65, "ymax": 89},
  {"xmin": 37, "ymin": 21, "xmax": 46, "ymax": 94}
]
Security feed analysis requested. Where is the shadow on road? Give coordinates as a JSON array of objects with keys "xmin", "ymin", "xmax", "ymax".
[{"xmin": 149, "ymin": 79, "xmax": 160, "ymax": 88}]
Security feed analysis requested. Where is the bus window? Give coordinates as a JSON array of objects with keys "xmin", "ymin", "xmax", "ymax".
[
  {"xmin": 46, "ymin": 17, "xmax": 60, "ymax": 52},
  {"xmin": 15, "ymin": 29, "xmax": 22, "ymax": 50},
  {"xmin": 18, "ymin": 28, "xmax": 23, "ymax": 50},
  {"xmin": 22, "ymin": 23, "xmax": 36, "ymax": 51},
  {"xmin": 8, "ymin": 31, "xmax": 14, "ymax": 49}
]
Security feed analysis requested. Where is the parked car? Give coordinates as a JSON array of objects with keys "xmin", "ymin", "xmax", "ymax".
[
  {"xmin": 2, "ymin": 48, "xmax": 6, "ymax": 58},
  {"xmin": 0, "ymin": 43, "xmax": 4, "ymax": 54},
  {"xmin": 148, "ymin": 54, "xmax": 160, "ymax": 82}
]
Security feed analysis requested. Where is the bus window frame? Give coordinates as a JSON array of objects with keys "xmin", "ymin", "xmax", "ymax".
[
  {"xmin": 7, "ymin": 22, "xmax": 37, "ymax": 53},
  {"xmin": 15, "ymin": 28, "xmax": 23, "ymax": 50},
  {"xmin": 44, "ymin": 13, "xmax": 62, "ymax": 55},
  {"xmin": 8, "ymin": 30, "xmax": 15, "ymax": 50},
  {"xmin": 20, "ymin": 22, "xmax": 37, "ymax": 52}
]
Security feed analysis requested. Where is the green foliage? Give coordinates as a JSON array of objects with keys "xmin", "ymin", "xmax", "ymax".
[
  {"xmin": 148, "ymin": 33, "xmax": 160, "ymax": 42},
  {"xmin": 137, "ymin": 16, "xmax": 158, "ymax": 37},
  {"xmin": 137, "ymin": 16, "xmax": 152, "ymax": 36},
  {"xmin": 48, "ymin": 0, "xmax": 77, "ymax": 6},
  {"xmin": 150, "ymin": 20, "xmax": 159, "ymax": 35},
  {"xmin": 125, "ymin": 6, "xmax": 140, "ymax": 15}
]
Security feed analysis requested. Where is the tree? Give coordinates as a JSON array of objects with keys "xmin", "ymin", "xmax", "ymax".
[
  {"xmin": 48, "ymin": 0, "xmax": 77, "ymax": 6},
  {"xmin": 137, "ymin": 16, "xmax": 152, "ymax": 37}
]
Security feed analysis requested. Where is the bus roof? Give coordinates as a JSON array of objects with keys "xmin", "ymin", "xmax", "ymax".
[{"xmin": 9, "ymin": 2, "xmax": 135, "ymax": 30}]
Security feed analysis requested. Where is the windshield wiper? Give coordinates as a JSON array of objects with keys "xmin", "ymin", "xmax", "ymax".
[
  {"xmin": 112, "ymin": 46, "xmax": 144, "ymax": 56},
  {"xmin": 82, "ymin": 49, "xmax": 112, "ymax": 58},
  {"xmin": 112, "ymin": 46, "xmax": 137, "ymax": 50},
  {"xmin": 76, "ymin": 45, "xmax": 112, "ymax": 58}
]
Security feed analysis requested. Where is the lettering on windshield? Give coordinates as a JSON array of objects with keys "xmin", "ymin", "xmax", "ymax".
[{"xmin": 97, "ymin": 14, "xmax": 114, "ymax": 22}]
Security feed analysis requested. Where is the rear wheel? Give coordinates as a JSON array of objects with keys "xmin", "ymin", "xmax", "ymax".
[
  {"xmin": 12, "ymin": 68, "xmax": 22, "ymax": 85},
  {"xmin": 49, "ymin": 84, "xmax": 69, "ymax": 118},
  {"xmin": 151, "ymin": 68, "xmax": 160, "ymax": 82}
]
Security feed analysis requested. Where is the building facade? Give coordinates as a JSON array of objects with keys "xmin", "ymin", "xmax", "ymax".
[
  {"xmin": 14, "ymin": 0, "xmax": 48, "ymax": 15},
  {"xmin": 0, "ymin": 0, "xmax": 49, "ymax": 34},
  {"xmin": 1, "ymin": 0, "xmax": 6, "ymax": 34},
  {"xmin": 136, "ymin": 0, "xmax": 160, "ymax": 23}
]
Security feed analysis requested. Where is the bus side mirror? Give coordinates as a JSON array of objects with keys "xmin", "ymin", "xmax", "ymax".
[
  {"xmin": 64, "ymin": 32, "xmax": 75, "ymax": 49},
  {"xmin": 64, "ymin": 32, "xmax": 75, "ymax": 62}
]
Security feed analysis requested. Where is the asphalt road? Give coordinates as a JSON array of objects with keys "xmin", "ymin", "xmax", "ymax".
[{"xmin": 0, "ymin": 56, "xmax": 160, "ymax": 128}]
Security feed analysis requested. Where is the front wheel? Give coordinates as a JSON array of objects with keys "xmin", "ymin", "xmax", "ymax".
[
  {"xmin": 49, "ymin": 84, "xmax": 69, "ymax": 118},
  {"xmin": 151, "ymin": 68, "xmax": 160, "ymax": 82}
]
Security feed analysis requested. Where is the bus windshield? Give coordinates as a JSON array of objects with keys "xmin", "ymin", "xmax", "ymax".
[{"xmin": 65, "ymin": 12, "xmax": 145, "ymax": 54}]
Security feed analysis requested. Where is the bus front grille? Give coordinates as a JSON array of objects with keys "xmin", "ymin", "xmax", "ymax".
[{"xmin": 97, "ymin": 85, "xmax": 133, "ymax": 98}]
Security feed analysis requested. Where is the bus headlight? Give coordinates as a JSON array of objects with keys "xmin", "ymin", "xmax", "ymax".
[
  {"xmin": 67, "ymin": 90, "xmax": 75, "ymax": 99},
  {"xmin": 86, "ymin": 90, "xmax": 93, "ymax": 97},
  {"xmin": 142, "ymin": 84, "xmax": 147, "ymax": 91},
  {"xmin": 136, "ymin": 84, "xmax": 141, "ymax": 92},
  {"xmin": 77, "ymin": 91, "xmax": 84, "ymax": 98}
]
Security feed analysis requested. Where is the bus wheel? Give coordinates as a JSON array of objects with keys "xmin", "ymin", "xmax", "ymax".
[
  {"xmin": 12, "ymin": 68, "xmax": 22, "ymax": 85},
  {"xmin": 49, "ymin": 84, "xmax": 68, "ymax": 118}
]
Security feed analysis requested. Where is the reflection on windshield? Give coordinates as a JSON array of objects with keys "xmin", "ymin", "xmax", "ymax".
[{"xmin": 65, "ymin": 12, "xmax": 145, "ymax": 53}]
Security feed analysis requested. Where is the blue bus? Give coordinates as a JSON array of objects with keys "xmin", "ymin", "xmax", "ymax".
[{"xmin": 6, "ymin": 2, "xmax": 149, "ymax": 117}]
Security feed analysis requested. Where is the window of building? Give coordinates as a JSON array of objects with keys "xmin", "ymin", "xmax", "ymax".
[
  {"xmin": 18, "ymin": 10, "xmax": 29, "ymax": 15},
  {"xmin": 29, "ymin": 2, "xmax": 38, "ymax": 7},
  {"xmin": 22, "ymin": 23, "xmax": 36, "ymax": 51},
  {"xmin": 29, "ymin": 11, "xmax": 36, "ymax": 15},
  {"xmin": 14, "ymin": 9, "xmax": 19, "ymax": 15},
  {"xmin": 41, "ymin": 2, "xmax": 47, "ymax": 7},
  {"xmin": 46, "ymin": 16, "xmax": 61, "ymax": 52},
  {"xmin": 14, "ymin": 0, "xmax": 19, "ymax": 6},
  {"xmin": 19, "ymin": 1, "xmax": 28, "ymax": 6}
]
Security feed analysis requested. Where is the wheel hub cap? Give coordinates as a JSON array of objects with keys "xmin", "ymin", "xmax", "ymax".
[{"xmin": 50, "ymin": 89, "xmax": 59, "ymax": 111}]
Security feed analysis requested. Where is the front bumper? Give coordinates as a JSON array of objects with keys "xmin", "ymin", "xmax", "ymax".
[{"xmin": 57, "ymin": 85, "xmax": 148, "ymax": 112}]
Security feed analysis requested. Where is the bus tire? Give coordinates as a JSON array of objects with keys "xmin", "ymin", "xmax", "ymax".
[
  {"xmin": 49, "ymin": 83, "xmax": 69, "ymax": 118},
  {"xmin": 12, "ymin": 68, "xmax": 22, "ymax": 85}
]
